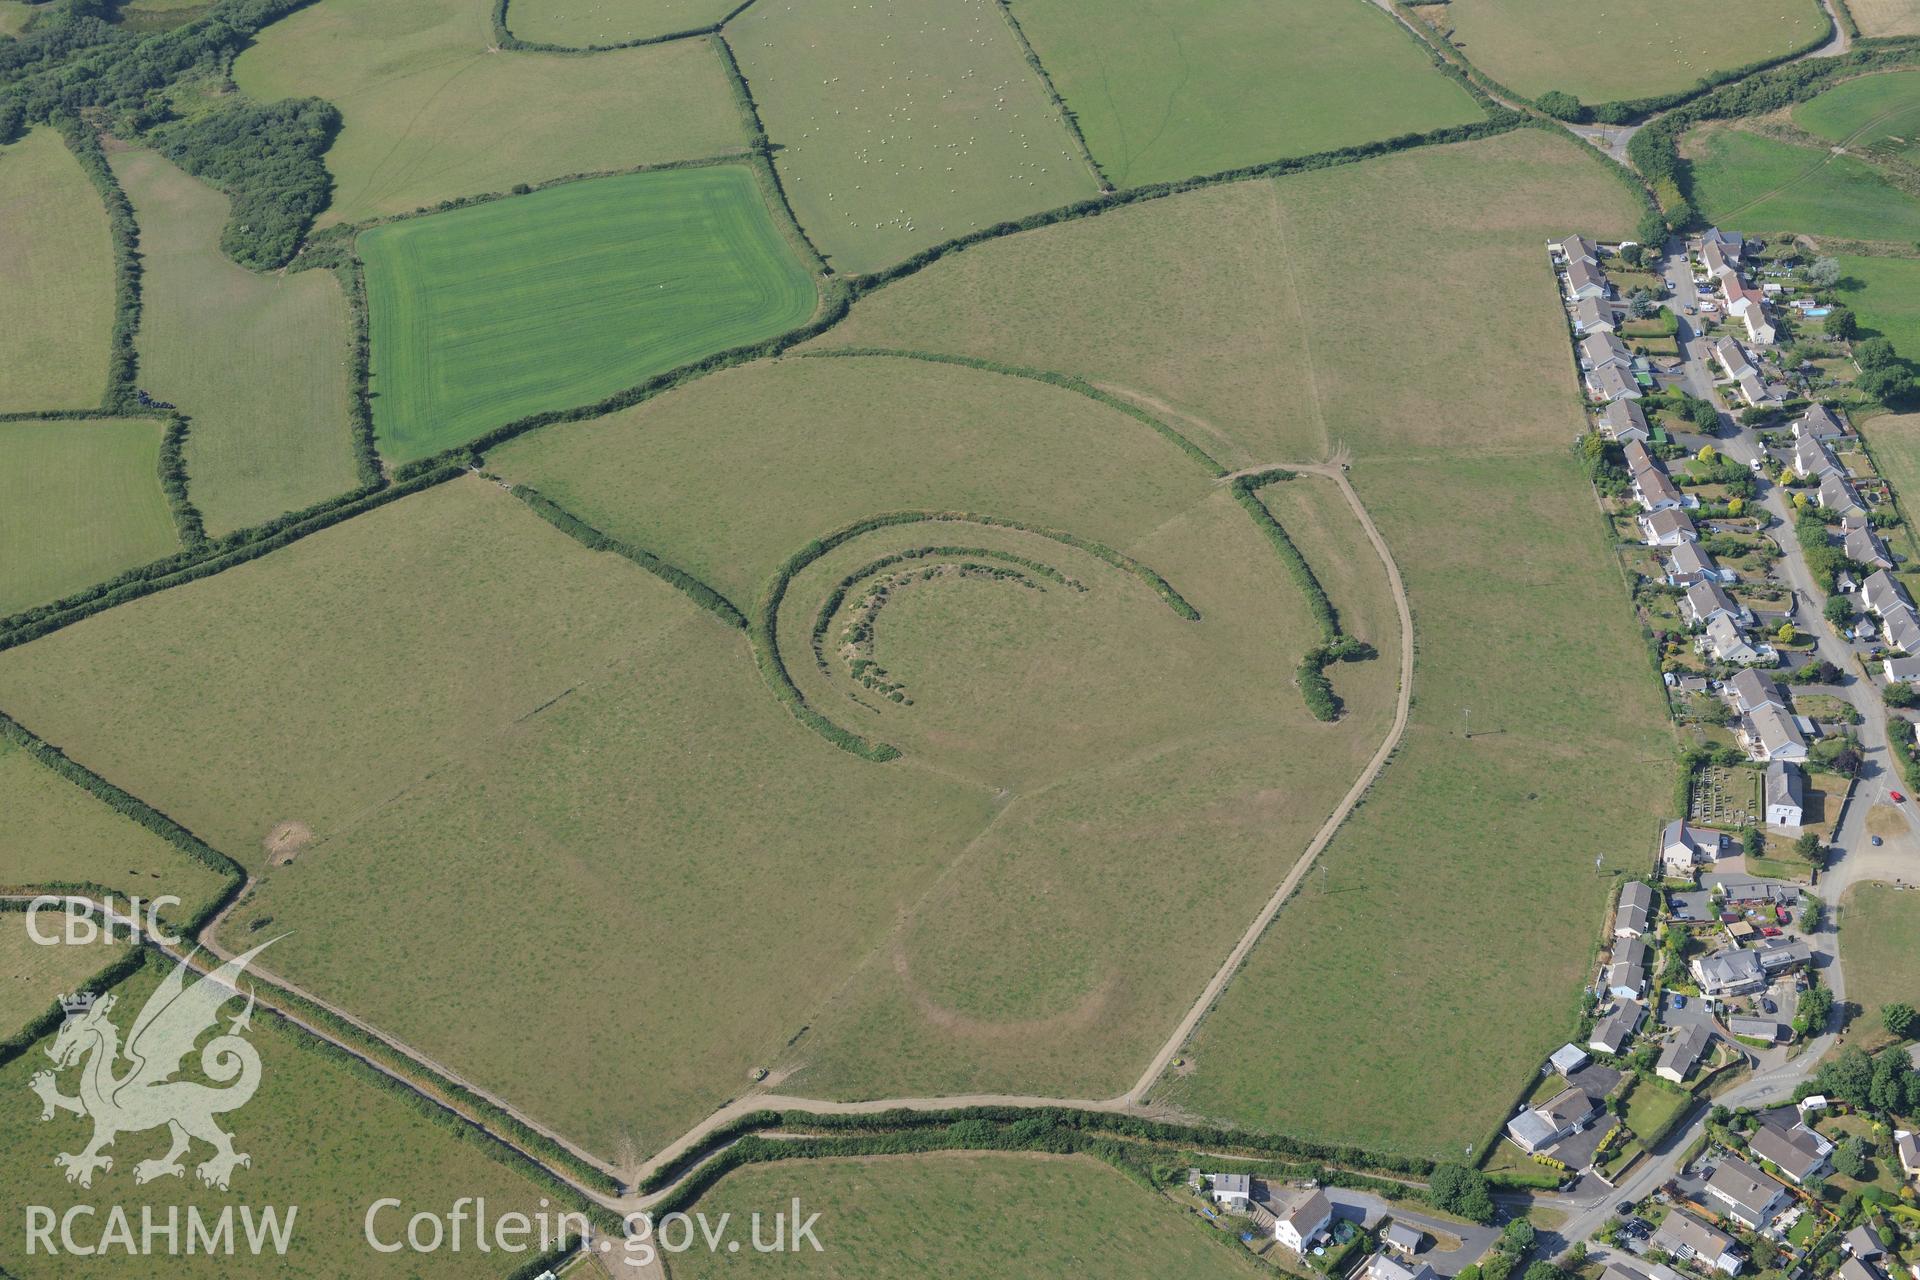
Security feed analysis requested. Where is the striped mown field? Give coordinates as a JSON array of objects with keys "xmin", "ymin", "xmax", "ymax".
[
  {"xmin": 0, "ymin": 419, "xmax": 179, "ymax": 618},
  {"xmin": 361, "ymin": 165, "xmax": 818, "ymax": 461}
]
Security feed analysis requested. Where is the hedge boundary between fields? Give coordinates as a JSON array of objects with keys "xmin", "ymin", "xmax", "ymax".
[
  {"xmin": 0, "ymin": 405, "xmax": 209, "ymax": 553},
  {"xmin": 490, "ymin": 0, "xmax": 760, "ymax": 53},
  {"xmin": 508, "ymin": 485, "xmax": 748, "ymax": 628},
  {"xmin": 756, "ymin": 510, "xmax": 1198, "ymax": 760},
  {"xmin": 710, "ymin": 31, "xmax": 834, "ymax": 276},
  {"xmin": 988, "ymin": 0, "xmax": 1112, "ymax": 191},
  {"xmin": 54, "ymin": 117, "xmax": 143, "ymax": 414}
]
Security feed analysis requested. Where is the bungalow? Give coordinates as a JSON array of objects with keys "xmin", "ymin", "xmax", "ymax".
[
  {"xmin": 1836, "ymin": 1259, "xmax": 1887, "ymax": 1280},
  {"xmin": 1787, "ymin": 436, "xmax": 1841, "ymax": 481},
  {"xmin": 1364, "ymin": 1252, "xmax": 1438, "ymax": 1280},
  {"xmin": 1704, "ymin": 613, "xmax": 1766, "ymax": 664},
  {"xmin": 1730, "ymin": 1015, "xmax": 1787, "ymax": 1043},
  {"xmin": 1574, "ymin": 295, "xmax": 1616, "ymax": 334},
  {"xmin": 1845, "ymin": 522, "xmax": 1893, "ymax": 571},
  {"xmin": 1842, "ymin": 1223, "xmax": 1885, "ymax": 1261},
  {"xmin": 1820, "ymin": 472, "xmax": 1865, "ymax": 518},
  {"xmin": 1719, "ymin": 878, "xmax": 1798, "ymax": 906},
  {"xmin": 1602, "ymin": 397, "xmax": 1650, "ymax": 442},
  {"xmin": 1749, "ymin": 1117, "xmax": 1833, "ymax": 1184},
  {"xmin": 1274, "ymin": 1190, "xmax": 1334, "ymax": 1255},
  {"xmin": 1617, "ymin": 880, "xmax": 1654, "ymax": 937},
  {"xmin": 1590, "ymin": 1000, "xmax": 1645, "ymax": 1055},
  {"xmin": 1583, "ymin": 331, "xmax": 1633, "ymax": 371},
  {"xmin": 1667, "ymin": 540, "xmax": 1722, "ymax": 586},
  {"xmin": 1609, "ymin": 937, "xmax": 1650, "ymax": 999},
  {"xmin": 1590, "ymin": 362, "xmax": 1642, "ymax": 402},
  {"xmin": 1757, "ymin": 935, "xmax": 1812, "ymax": 976},
  {"xmin": 1207, "ymin": 1173, "xmax": 1253, "ymax": 1212},
  {"xmin": 1864, "ymin": 569, "xmax": 1915, "ymax": 621},
  {"xmin": 1897, "ymin": 1129, "xmax": 1919, "ymax": 1180},
  {"xmin": 1883, "ymin": 654, "xmax": 1920, "ymax": 684},
  {"xmin": 1508, "ymin": 1085, "xmax": 1602, "ymax": 1153},
  {"xmin": 1652, "ymin": 1209, "xmax": 1743, "ymax": 1275},
  {"xmin": 1662, "ymin": 819, "xmax": 1720, "ymax": 877},
  {"xmin": 1686, "ymin": 580, "xmax": 1747, "ymax": 627},
  {"xmin": 1636, "ymin": 464, "xmax": 1689, "ymax": 512},
  {"xmin": 1735, "ymin": 369, "xmax": 1773, "ymax": 408},
  {"xmin": 1793, "ymin": 403, "xmax": 1847, "ymax": 441},
  {"xmin": 1694, "ymin": 947, "xmax": 1766, "ymax": 996},
  {"xmin": 1383, "ymin": 1222, "xmax": 1425, "ymax": 1259},
  {"xmin": 1558, "ymin": 234, "xmax": 1598, "ymax": 266},
  {"xmin": 1727, "ymin": 670, "xmax": 1786, "ymax": 715},
  {"xmin": 1713, "ymin": 337, "xmax": 1755, "ymax": 381},
  {"xmin": 1882, "ymin": 605, "xmax": 1920, "ymax": 655},
  {"xmin": 1567, "ymin": 257, "xmax": 1609, "ymax": 301},
  {"xmin": 1765, "ymin": 759, "xmax": 1805, "ymax": 828},
  {"xmin": 1705, "ymin": 1154, "xmax": 1789, "ymax": 1229},
  {"xmin": 1657, "ymin": 1022, "xmax": 1712, "ymax": 1084},
  {"xmin": 1641, "ymin": 507, "xmax": 1699, "ymax": 547},
  {"xmin": 1550, "ymin": 1043, "xmax": 1591, "ymax": 1076},
  {"xmin": 1742, "ymin": 702, "xmax": 1808, "ymax": 763}
]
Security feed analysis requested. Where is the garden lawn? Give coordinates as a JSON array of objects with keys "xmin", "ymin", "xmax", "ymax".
[
  {"xmin": 1008, "ymin": 0, "xmax": 1483, "ymax": 188},
  {"xmin": 0, "ymin": 735, "xmax": 232, "ymax": 927},
  {"xmin": 0, "ymin": 128, "xmax": 114, "ymax": 412},
  {"xmin": 504, "ymin": 0, "xmax": 736, "ymax": 45},
  {"xmin": 110, "ymin": 148, "xmax": 360, "ymax": 536},
  {"xmin": 232, "ymin": 0, "xmax": 745, "ymax": 225},
  {"xmin": 361, "ymin": 166, "xmax": 818, "ymax": 460},
  {"xmin": 0, "ymin": 925, "xmax": 128, "ymax": 1041},
  {"xmin": 0, "ymin": 420, "xmax": 180, "ymax": 617},
  {"xmin": 1684, "ymin": 126, "xmax": 1920, "ymax": 242},
  {"xmin": 0, "ymin": 956, "xmax": 585, "ymax": 1279},
  {"xmin": 1846, "ymin": 0, "xmax": 1920, "ymax": 36},
  {"xmin": 731, "ymin": 0, "xmax": 1099, "ymax": 274},
  {"xmin": 667, "ymin": 1153, "xmax": 1260, "ymax": 1278},
  {"xmin": 1623, "ymin": 1076, "xmax": 1694, "ymax": 1143},
  {"xmin": 1835, "ymin": 255, "xmax": 1920, "ymax": 355},
  {"xmin": 1438, "ymin": 0, "xmax": 1826, "ymax": 103},
  {"xmin": 1793, "ymin": 70, "xmax": 1920, "ymax": 162},
  {"xmin": 1839, "ymin": 882, "xmax": 1920, "ymax": 1034}
]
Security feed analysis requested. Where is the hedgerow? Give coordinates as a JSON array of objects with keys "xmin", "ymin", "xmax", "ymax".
[
  {"xmin": 489, "ymin": 0, "xmax": 757, "ymax": 53},
  {"xmin": 53, "ymin": 117, "xmax": 141, "ymax": 412},
  {"xmin": 510, "ymin": 486, "xmax": 748, "ymax": 628},
  {"xmin": 989, "ymin": 0, "xmax": 1109, "ymax": 189}
]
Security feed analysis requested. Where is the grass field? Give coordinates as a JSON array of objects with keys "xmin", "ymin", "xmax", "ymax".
[
  {"xmin": 1007, "ymin": 0, "xmax": 1483, "ymax": 188},
  {"xmin": 361, "ymin": 166, "xmax": 818, "ymax": 460},
  {"xmin": 1847, "ymin": 0, "xmax": 1920, "ymax": 35},
  {"xmin": 0, "ymin": 1, "xmax": 35, "ymax": 36},
  {"xmin": 1435, "ymin": 0, "xmax": 1825, "ymax": 103},
  {"xmin": 0, "ymin": 926, "xmax": 127, "ymax": 1040},
  {"xmin": 1684, "ymin": 125, "xmax": 1920, "ymax": 243},
  {"xmin": 0, "ymin": 127, "xmax": 113, "ymax": 412},
  {"xmin": 666, "ymin": 1153, "xmax": 1260, "ymax": 1278},
  {"xmin": 0, "ymin": 957, "xmax": 581, "ymax": 1279},
  {"xmin": 109, "ymin": 148, "xmax": 360, "ymax": 536},
  {"xmin": 1835, "ymin": 255, "xmax": 1920, "ymax": 354},
  {"xmin": 504, "ymin": 0, "xmax": 736, "ymax": 44},
  {"xmin": 0, "ymin": 736, "xmax": 231, "ymax": 924},
  {"xmin": 1864, "ymin": 415, "xmax": 1920, "ymax": 563},
  {"xmin": 730, "ymin": 0, "xmax": 1100, "ymax": 274},
  {"xmin": 1840, "ymin": 882, "xmax": 1920, "ymax": 1035},
  {"xmin": 1792, "ymin": 70, "xmax": 1920, "ymax": 160},
  {"xmin": 232, "ymin": 0, "xmax": 745, "ymax": 225},
  {"xmin": 0, "ymin": 420, "xmax": 180, "ymax": 618}
]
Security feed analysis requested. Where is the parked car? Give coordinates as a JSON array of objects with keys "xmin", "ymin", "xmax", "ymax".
[
  {"xmin": 1761, "ymin": 997, "xmax": 1778, "ymax": 1012},
  {"xmin": 1872, "ymin": 835, "xmax": 1885, "ymax": 846},
  {"xmin": 1750, "ymin": 458, "xmax": 1765, "ymax": 474},
  {"xmin": 1671, "ymin": 995, "xmax": 1688, "ymax": 1009},
  {"xmin": 1893, "ymin": 790, "xmax": 1906, "ymax": 803},
  {"xmin": 1775, "ymin": 906, "xmax": 1791, "ymax": 923},
  {"xmin": 1762, "ymin": 926, "xmax": 1783, "ymax": 938}
]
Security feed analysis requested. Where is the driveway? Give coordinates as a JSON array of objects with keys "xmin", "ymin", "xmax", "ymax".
[{"xmin": 1321, "ymin": 1188, "xmax": 1499, "ymax": 1277}]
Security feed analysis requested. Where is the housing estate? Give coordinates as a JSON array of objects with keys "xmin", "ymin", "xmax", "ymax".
[
  {"xmin": 1704, "ymin": 1154, "xmax": 1788, "ymax": 1229},
  {"xmin": 1652, "ymin": 1208, "xmax": 1742, "ymax": 1274}
]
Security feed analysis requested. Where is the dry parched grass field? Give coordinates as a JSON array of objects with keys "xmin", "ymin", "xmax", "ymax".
[
  {"xmin": 1847, "ymin": 0, "xmax": 1920, "ymax": 35},
  {"xmin": 1008, "ymin": 0, "xmax": 1483, "ymax": 187},
  {"xmin": 109, "ymin": 148, "xmax": 361, "ymax": 537},
  {"xmin": 0, "ymin": 128, "xmax": 114, "ymax": 413},
  {"xmin": 232, "ymin": 0, "xmax": 746, "ymax": 225},
  {"xmin": 731, "ymin": 0, "xmax": 1100, "ymax": 274}
]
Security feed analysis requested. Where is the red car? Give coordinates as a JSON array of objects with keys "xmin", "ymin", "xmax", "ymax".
[
  {"xmin": 1775, "ymin": 906, "xmax": 1791, "ymax": 924},
  {"xmin": 1762, "ymin": 926, "xmax": 1783, "ymax": 938},
  {"xmin": 1894, "ymin": 791, "xmax": 1907, "ymax": 803}
]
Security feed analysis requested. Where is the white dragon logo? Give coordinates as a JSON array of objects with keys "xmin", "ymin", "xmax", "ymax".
[{"xmin": 29, "ymin": 940, "xmax": 275, "ymax": 1191}]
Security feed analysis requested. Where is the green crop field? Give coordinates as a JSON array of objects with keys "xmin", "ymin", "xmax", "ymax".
[
  {"xmin": 0, "ymin": 957, "xmax": 584, "ymax": 1278},
  {"xmin": 1436, "ymin": 0, "xmax": 1825, "ymax": 103},
  {"xmin": 0, "ymin": 128, "xmax": 114, "ymax": 413},
  {"xmin": 668, "ymin": 1153, "xmax": 1260, "ymax": 1278},
  {"xmin": 730, "ymin": 0, "xmax": 1100, "ymax": 274},
  {"xmin": 1793, "ymin": 70, "xmax": 1920, "ymax": 161},
  {"xmin": 0, "ymin": 736, "xmax": 232, "ymax": 926},
  {"xmin": 1008, "ymin": 0, "xmax": 1483, "ymax": 188},
  {"xmin": 1841, "ymin": 882, "xmax": 1920, "ymax": 1034},
  {"xmin": 1836, "ymin": 255, "xmax": 1920, "ymax": 355},
  {"xmin": 0, "ymin": 420, "xmax": 180, "ymax": 618},
  {"xmin": 361, "ymin": 166, "xmax": 818, "ymax": 460},
  {"xmin": 0, "ymin": 926, "xmax": 127, "ymax": 1040},
  {"xmin": 232, "ymin": 0, "xmax": 746, "ymax": 225},
  {"xmin": 1684, "ymin": 125, "xmax": 1920, "ymax": 242},
  {"xmin": 504, "ymin": 0, "xmax": 737, "ymax": 45},
  {"xmin": 1847, "ymin": 0, "xmax": 1920, "ymax": 35},
  {"xmin": 110, "ymin": 149, "xmax": 360, "ymax": 536}
]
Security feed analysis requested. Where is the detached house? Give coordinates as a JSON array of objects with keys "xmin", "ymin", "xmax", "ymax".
[
  {"xmin": 1636, "ymin": 464, "xmax": 1688, "ymax": 512},
  {"xmin": 1704, "ymin": 613, "xmax": 1765, "ymax": 665},
  {"xmin": 1685, "ymin": 580, "xmax": 1747, "ymax": 627},
  {"xmin": 1652, "ymin": 1209, "xmax": 1742, "ymax": 1274},
  {"xmin": 1590, "ymin": 362, "xmax": 1641, "ymax": 403},
  {"xmin": 1741, "ymin": 702, "xmax": 1808, "ymax": 763},
  {"xmin": 1608, "ymin": 937, "xmax": 1650, "ymax": 999},
  {"xmin": 1507, "ymin": 1085, "xmax": 1602, "ymax": 1153},
  {"xmin": 1602, "ymin": 397, "xmax": 1650, "ymax": 442},
  {"xmin": 1273, "ymin": 1191, "xmax": 1334, "ymax": 1255},
  {"xmin": 1865, "ymin": 569, "xmax": 1914, "ymax": 620},
  {"xmin": 1641, "ymin": 507, "xmax": 1698, "ymax": 547},
  {"xmin": 1748, "ymin": 1116, "xmax": 1833, "ymax": 1184},
  {"xmin": 1567, "ymin": 256, "xmax": 1609, "ymax": 301},
  {"xmin": 1694, "ymin": 947, "xmax": 1765, "ymax": 996},
  {"xmin": 1365, "ymin": 1253, "xmax": 1439, "ymax": 1280},
  {"xmin": 1590, "ymin": 1000, "xmax": 1645, "ymax": 1055},
  {"xmin": 1884, "ymin": 654, "xmax": 1920, "ymax": 684},
  {"xmin": 1574, "ymin": 295, "xmax": 1616, "ymax": 334},
  {"xmin": 1884, "ymin": 606, "xmax": 1920, "ymax": 655},
  {"xmin": 1558, "ymin": 234, "xmax": 1598, "ymax": 266},
  {"xmin": 1820, "ymin": 472, "xmax": 1865, "ymax": 518},
  {"xmin": 1702, "ymin": 240, "xmax": 1741, "ymax": 281},
  {"xmin": 1845, "ymin": 522, "xmax": 1892, "ymax": 571},
  {"xmin": 1705, "ymin": 1154, "xmax": 1789, "ymax": 1229},
  {"xmin": 1794, "ymin": 403, "xmax": 1847, "ymax": 441},
  {"xmin": 1897, "ymin": 1129, "xmax": 1919, "ymax": 1180},
  {"xmin": 1616, "ymin": 880, "xmax": 1654, "ymax": 937},
  {"xmin": 1583, "ymin": 331, "xmax": 1633, "ymax": 371},
  {"xmin": 1713, "ymin": 337, "xmax": 1755, "ymax": 382},
  {"xmin": 1657, "ymin": 1022, "xmax": 1712, "ymax": 1084},
  {"xmin": 1787, "ymin": 436, "xmax": 1840, "ymax": 480},
  {"xmin": 1666, "ymin": 540, "xmax": 1723, "ymax": 586},
  {"xmin": 1765, "ymin": 759, "xmax": 1804, "ymax": 828},
  {"xmin": 1661, "ymin": 819, "xmax": 1720, "ymax": 877},
  {"xmin": 1727, "ymin": 669, "xmax": 1785, "ymax": 716}
]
